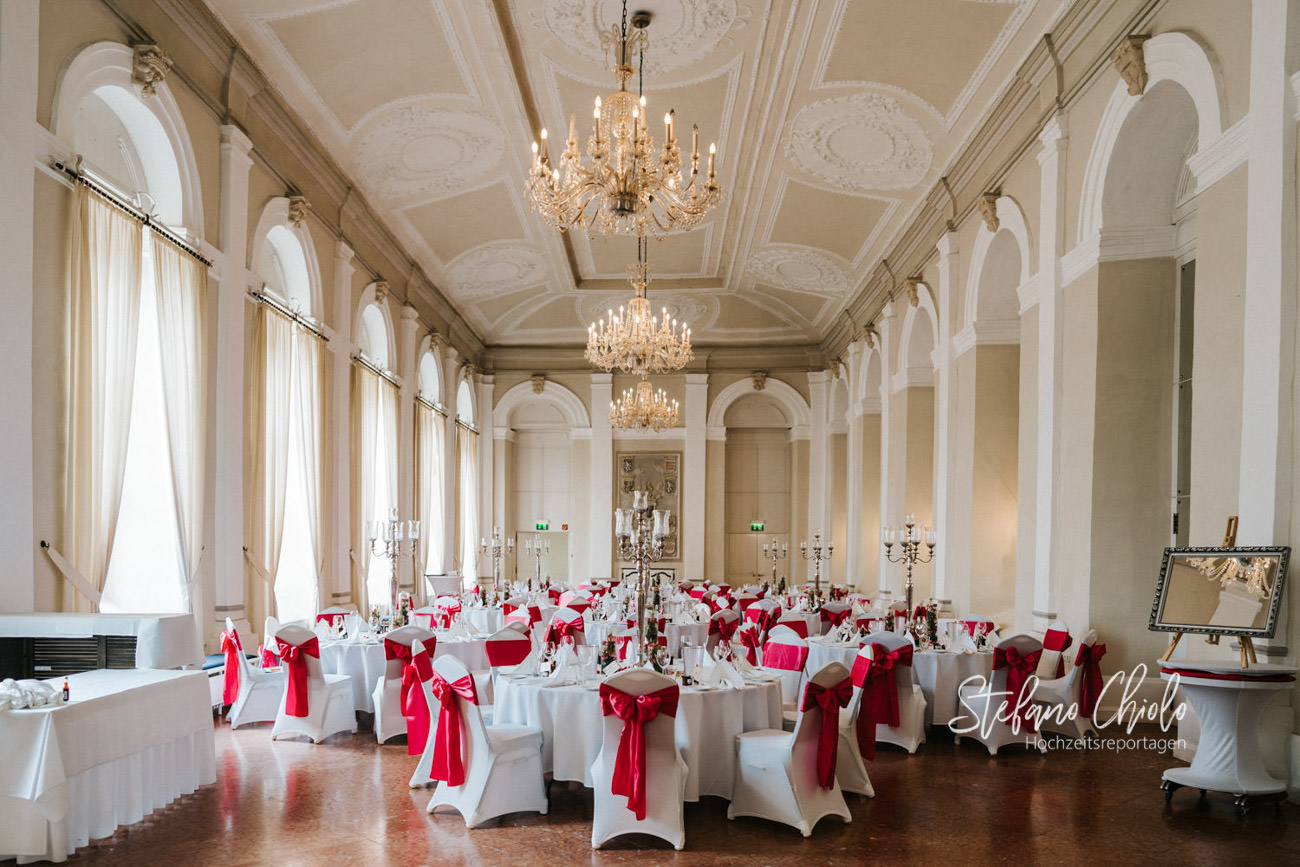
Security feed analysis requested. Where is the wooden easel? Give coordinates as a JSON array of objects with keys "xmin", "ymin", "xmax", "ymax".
[{"xmin": 1161, "ymin": 517, "xmax": 1256, "ymax": 668}]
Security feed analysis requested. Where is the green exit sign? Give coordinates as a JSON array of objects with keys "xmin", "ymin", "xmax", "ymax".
[
  {"xmin": 535, "ymin": 521, "xmax": 549, "ymax": 531},
  {"xmin": 750, "ymin": 522, "xmax": 765, "ymax": 532}
]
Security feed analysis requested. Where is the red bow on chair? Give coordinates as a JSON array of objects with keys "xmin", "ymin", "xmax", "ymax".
[
  {"xmin": 994, "ymin": 645, "xmax": 1043, "ymax": 732},
  {"xmin": 259, "ymin": 644, "xmax": 278, "ymax": 669},
  {"xmin": 220, "ymin": 629, "xmax": 242, "ymax": 706},
  {"xmin": 1043, "ymin": 629, "xmax": 1073, "ymax": 678},
  {"xmin": 738, "ymin": 629, "xmax": 762, "ymax": 666},
  {"xmin": 276, "ymin": 636, "xmax": 320, "ymax": 718},
  {"xmin": 398, "ymin": 646, "xmax": 435, "ymax": 755},
  {"xmin": 545, "ymin": 615, "xmax": 585, "ymax": 647},
  {"xmin": 429, "ymin": 672, "xmax": 480, "ymax": 787},
  {"xmin": 1075, "ymin": 642, "xmax": 1107, "ymax": 719},
  {"xmin": 801, "ymin": 677, "xmax": 852, "ymax": 789},
  {"xmin": 709, "ymin": 616, "xmax": 737, "ymax": 643},
  {"xmin": 599, "ymin": 683, "xmax": 680, "ymax": 820},
  {"xmin": 821, "ymin": 607, "xmax": 850, "ymax": 627},
  {"xmin": 850, "ymin": 644, "xmax": 913, "ymax": 760}
]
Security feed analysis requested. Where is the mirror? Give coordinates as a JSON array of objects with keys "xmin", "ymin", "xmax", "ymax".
[{"xmin": 1150, "ymin": 547, "xmax": 1289, "ymax": 637}]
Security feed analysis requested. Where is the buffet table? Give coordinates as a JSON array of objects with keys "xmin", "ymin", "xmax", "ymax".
[
  {"xmin": 493, "ymin": 674, "xmax": 781, "ymax": 801},
  {"xmin": 0, "ymin": 613, "xmax": 202, "ymax": 670},
  {"xmin": 0, "ymin": 669, "xmax": 215, "ymax": 863}
]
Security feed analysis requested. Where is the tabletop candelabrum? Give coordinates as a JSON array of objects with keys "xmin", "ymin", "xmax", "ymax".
[
  {"xmin": 882, "ymin": 514, "xmax": 936, "ymax": 629},
  {"xmin": 800, "ymin": 531, "xmax": 833, "ymax": 596},
  {"xmin": 480, "ymin": 527, "xmax": 514, "ymax": 595},
  {"xmin": 523, "ymin": 534, "xmax": 549, "ymax": 590},
  {"xmin": 761, "ymin": 538, "xmax": 787, "ymax": 585},
  {"xmin": 369, "ymin": 508, "xmax": 419, "ymax": 618},
  {"xmin": 615, "ymin": 491, "xmax": 670, "ymax": 662}
]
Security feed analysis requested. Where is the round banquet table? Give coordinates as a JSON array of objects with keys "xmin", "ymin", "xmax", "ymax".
[
  {"xmin": 461, "ymin": 607, "xmax": 504, "ymax": 635},
  {"xmin": 320, "ymin": 634, "xmax": 490, "ymax": 712},
  {"xmin": 585, "ymin": 619, "xmax": 709, "ymax": 658},
  {"xmin": 493, "ymin": 674, "xmax": 782, "ymax": 801},
  {"xmin": 805, "ymin": 638, "xmax": 993, "ymax": 726}
]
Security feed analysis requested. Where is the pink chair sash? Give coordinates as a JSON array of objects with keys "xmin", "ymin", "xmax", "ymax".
[
  {"xmin": 429, "ymin": 672, "xmax": 479, "ymax": 787},
  {"xmin": 1044, "ymin": 629, "xmax": 1073, "ymax": 678},
  {"xmin": 485, "ymin": 636, "xmax": 532, "ymax": 667},
  {"xmin": 762, "ymin": 641, "xmax": 809, "ymax": 672},
  {"xmin": 801, "ymin": 677, "xmax": 852, "ymax": 789},
  {"xmin": 396, "ymin": 643, "xmax": 434, "ymax": 755},
  {"xmin": 1076, "ymin": 642, "xmax": 1107, "ymax": 719},
  {"xmin": 850, "ymin": 644, "xmax": 913, "ymax": 760},
  {"xmin": 994, "ymin": 645, "xmax": 1043, "ymax": 732},
  {"xmin": 276, "ymin": 636, "xmax": 320, "ymax": 718},
  {"xmin": 545, "ymin": 615, "xmax": 585, "ymax": 646},
  {"xmin": 220, "ymin": 629, "xmax": 242, "ymax": 706},
  {"xmin": 567, "ymin": 600, "xmax": 592, "ymax": 614},
  {"xmin": 599, "ymin": 683, "xmax": 680, "ymax": 820}
]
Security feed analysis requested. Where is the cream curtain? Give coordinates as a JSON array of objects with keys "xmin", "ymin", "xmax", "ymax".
[
  {"xmin": 416, "ymin": 403, "xmax": 445, "ymax": 593},
  {"xmin": 294, "ymin": 328, "xmax": 325, "ymax": 601},
  {"xmin": 64, "ymin": 186, "xmax": 143, "ymax": 612},
  {"xmin": 457, "ymin": 425, "xmax": 479, "ymax": 585},
  {"xmin": 353, "ymin": 365, "xmax": 379, "ymax": 612},
  {"xmin": 152, "ymin": 235, "xmax": 207, "ymax": 630},
  {"xmin": 248, "ymin": 307, "xmax": 293, "ymax": 623}
]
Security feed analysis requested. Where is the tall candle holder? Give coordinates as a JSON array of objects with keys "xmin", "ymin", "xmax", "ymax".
[
  {"xmin": 480, "ymin": 527, "xmax": 514, "ymax": 595},
  {"xmin": 523, "ymin": 533, "xmax": 550, "ymax": 590},
  {"xmin": 800, "ymin": 531, "xmax": 833, "ymax": 595},
  {"xmin": 368, "ymin": 508, "xmax": 419, "ymax": 619},
  {"xmin": 882, "ymin": 514, "xmax": 936, "ymax": 629},
  {"xmin": 761, "ymin": 537, "xmax": 788, "ymax": 585},
  {"xmin": 615, "ymin": 490, "xmax": 670, "ymax": 662}
]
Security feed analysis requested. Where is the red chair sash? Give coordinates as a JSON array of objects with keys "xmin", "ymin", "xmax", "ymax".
[
  {"xmin": 547, "ymin": 588, "xmax": 562, "ymax": 604},
  {"xmin": 994, "ymin": 645, "xmax": 1043, "ymax": 732},
  {"xmin": 738, "ymin": 629, "xmax": 762, "ymax": 665},
  {"xmin": 599, "ymin": 683, "xmax": 680, "ymax": 820},
  {"xmin": 412, "ymin": 611, "xmax": 436, "ymax": 629},
  {"xmin": 779, "ymin": 618, "xmax": 810, "ymax": 639},
  {"xmin": 1044, "ymin": 629, "xmax": 1072, "ymax": 678},
  {"xmin": 1076, "ymin": 642, "xmax": 1107, "ymax": 718},
  {"xmin": 821, "ymin": 607, "xmax": 850, "ymax": 626},
  {"xmin": 689, "ymin": 587, "xmax": 706, "ymax": 600},
  {"xmin": 401, "ymin": 649, "xmax": 435, "ymax": 755},
  {"xmin": 801, "ymin": 678, "xmax": 852, "ymax": 789},
  {"xmin": 709, "ymin": 616, "xmax": 738, "ymax": 643},
  {"xmin": 259, "ymin": 644, "xmax": 278, "ymax": 669},
  {"xmin": 545, "ymin": 615, "xmax": 585, "ymax": 646},
  {"xmin": 615, "ymin": 633, "xmax": 636, "ymax": 661},
  {"xmin": 485, "ymin": 637, "xmax": 532, "ymax": 667},
  {"xmin": 220, "ymin": 629, "xmax": 242, "ymax": 706},
  {"xmin": 276, "ymin": 636, "xmax": 320, "ymax": 718},
  {"xmin": 850, "ymin": 644, "xmax": 912, "ymax": 760},
  {"xmin": 961, "ymin": 619, "xmax": 994, "ymax": 637},
  {"xmin": 429, "ymin": 673, "xmax": 479, "ymax": 786},
  {"xmin": 315, "ymin": 612, "xmax": 345, "ymax": 626},
  {"xmin": 762, "ymin": 641, "xmax": 809, "ymax": 672}
]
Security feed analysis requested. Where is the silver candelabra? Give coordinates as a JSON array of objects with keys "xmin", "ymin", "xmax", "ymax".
[
  {"xmin": 800, "ymin": 531, "xmax": 833, "ymax": 595},
  {"xmin": 882, "ymin": 514, "xmax": 936, "ymax": 629},
  {"xmin": 615, "ymin": 490, "xmax": 670, "ymax": 660},
  {"xmin": 369, "ymin": 508, "xmax": 419, "ymax": 617},
  {"xmin": 480, "ymin": 526, "xmax": 513, "ymax": 594},
  {"xmin": 523, "ymin": 533, "xmax": 549, "ymax": 590},
  {"xmin": 761, "ymin": 537, "xmax": 787, "ymax": 585}
]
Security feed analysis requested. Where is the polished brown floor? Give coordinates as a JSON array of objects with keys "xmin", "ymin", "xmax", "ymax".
[{"xmin": 70, "ymin": 715, "xmax": 1296, "ymax": 865}]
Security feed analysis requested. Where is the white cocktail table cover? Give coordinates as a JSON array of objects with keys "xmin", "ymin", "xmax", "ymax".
[
  {"xmin": 493, "ymin": 675, "xmax": 781, "ymax": 801},
  {"xmin": 321, "ymin": 634, "xmax": 491, "ymax": 712},
  {"xmin": 0, "ymin": 613, "xmax": 202, "ymax": 669},
  {"xmin": 0, "ymin": 669, "xmax": 215, "ymax": 863}
]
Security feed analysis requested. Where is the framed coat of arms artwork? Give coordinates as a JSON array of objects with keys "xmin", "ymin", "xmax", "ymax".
[{"xmin": 616, "ymin": 452, "xmax": 681, "ymax": 559}]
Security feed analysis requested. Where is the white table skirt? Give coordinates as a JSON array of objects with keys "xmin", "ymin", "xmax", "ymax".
[
  {"xmin": 493, "ymin": 675, "xmax": 781, "ymax": 801},
  {"xmin": 320, "ymin": 635, "xmax": 491, "ymax": 712},
  {"xmin": 0, "ymin": 669, "xmax": 215, "ymax": 863},
  {"xmin": 0, "ymin": 613, "xmax": 202, "ymax": 669}
]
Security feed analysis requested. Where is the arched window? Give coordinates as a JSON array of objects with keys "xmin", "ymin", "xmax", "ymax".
[
  {"xmin": 355, "ymin": 298, "xmax": 398, "ymax": 612},
  {"xmin": 416, "ymin": 350, "xmax": 446, "ymax": 585},
  {"xmin": 455, "ymin": 378, "xmax": 479, "ymax": 585},
  {"xmin": 62, "ymin": 54, "xmax": 204, "ymax": 616},
  {"xmin": 248, "ymin": 211, "xmax": 324, "ymax": 625}
]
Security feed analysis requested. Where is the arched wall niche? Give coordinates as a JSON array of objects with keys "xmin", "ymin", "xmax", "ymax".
[
  {"xmin": 249, "ymin": 198, "xmax": 324, "ymax": 316},
  {"xmin": 896, "ymin": 288, "xmax": 938, "ymax": 391},
  {"xmin": 354, "ymin": 282, "xmax": 396, "ymax": 372},
  {"xmin": 707, "ymin": 377, "xmax": 811, "ymax": 440},
  {"xmin": 964, "ymin": 196, "xmax": 1031, "ymax": 331},
  {"xmin": 492, "ymin": 380, "xmax": 591, "ymax": 431}
]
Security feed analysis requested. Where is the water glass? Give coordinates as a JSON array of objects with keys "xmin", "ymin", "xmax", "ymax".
[
  {"xmin": 577, "ymin": 644, "xmax": 597, "ymax": 680},
  {"xmin": 682, "ymin": 645, "xmax": 703, "ymax": 682}
]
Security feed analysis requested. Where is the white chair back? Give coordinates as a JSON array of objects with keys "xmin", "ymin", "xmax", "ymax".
[
  {"xmin": 263, "ymin": 615, "xmax": 282, "ymax": 661},
  {"xmin": 775, "ymin": 612, "xmax": 811, "ymax": 638},
  {"xmin": 789, "ymin": 662, "xmax": 852, "ymax": 783},
  {"xmin": 383, "ymin": 624, "xmax": 436, "ymax": 680},
  {"xmin": 861, "ymin": 631, "xmax": 919, "ymax": 685},
  {"xmin": 429, "ymin": 652, "xmax": 488, "ymax": 764},
  {"xmin": 547, "ymin": 606, "xmax": 588, "ymax": 645},
  {"xmin": 1037, "ymin": 620, "xmax": 1073, "ymax": 679}
]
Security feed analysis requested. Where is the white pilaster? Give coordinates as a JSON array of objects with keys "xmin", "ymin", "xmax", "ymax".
[
  {"xmin": 844, "ymin": 342, "xmax": 865, "ymax": 586},
  {"xmin": 212, "ymin": 124, "xmax": 254, "ymax": 625},
  {"xmin": 1237, "ymin": 0, "xmax": 1297, "ymax": 545},
  {"xmin": 877, "ymin": 308, "xmax": 897, "ymax": 595},
  {"xmin": 0, "ymin": 0, "xmax": 38, "ymax": 611},
  {"xmin": 807, "ymin": 370, "xmax": 833, "ymax": 571},
  {"xmin": 439, "ymin": 346, "xmax": 460, "ymax": 575},
  {"xmin": 397, "ymin": 305, "xmax": 420, "ymax": 594},
  {"xmin": 932, "ymin": 236, "xmax": 960, "ymax": 603},
  {"xmin": 329, "ymin": 241, "xmax": 356, "ymax": 602},
  {"xmin": 684, "ymin": 373, "xmax": 708, "ymax": 580},
  {"xmin": 590, "ymin": 374, "xmax": 613, "ymax": 580},
  {"xmin": 476, "ymin": 373, "xmax": 494, "ymax": 580},
  {"xmin": 1033, "ymin": 112, "xmax": 1068, "ymax": 628}
]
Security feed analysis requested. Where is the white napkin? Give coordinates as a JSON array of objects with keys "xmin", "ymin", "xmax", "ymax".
[
  {"xmin": 693, "ymin": 602, "xmax": 711, "ymax": 621},
  {"xmin": 955, "ymin": 630, "xmax": 979, "ymax": 654},
  {"xmin": 603, "ymin": 657, "xmax": 631, "ymax": 676},
  {"xmin": 313, "ymin": 620, "xmax": 330, "ymax": 641},
  {"xmin": 0, "ymin": 678, "xmax": 62, "ymax": 710},
  {"xmin": 705, "ymin": 658, "xmax": 745, "ymax": 689},
  {"xmin": 549, "ymin": 644, "xmax": 579, "ymax": 683},
  {"xmin": 985, "ymin": 629, "xmax": 1001, "ymax": 645},
  {"xmin": 512, "ymin": 647, "xmax": 541, "ymax": 676},
  {"xmin": 448, "ymin": 620, "xmax": 470, "ymax": 639}
]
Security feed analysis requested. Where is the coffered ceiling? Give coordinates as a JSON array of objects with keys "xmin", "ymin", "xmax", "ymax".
[{"xmin": 206, "ymin": 0, "xmax": 1058, "ymax": 348}]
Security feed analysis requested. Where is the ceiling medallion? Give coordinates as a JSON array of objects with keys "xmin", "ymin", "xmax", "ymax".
[
  {"xmin": 527, "ymin": 1, "xmax": 721, "ymax": 237},
  {"xmin": 354, "ymin": 104, "xmax": 503, "ymax": 202},
  {"xmin": 785, "ymin": 93, "xmax": 932, "ymax": 191},
  {"xmin": 747, "ymin": 246, "xmax": 849, "ymax": 294},
  {"xmin": 610, "ymin": 377, "xmax": 680, "ymax": 431},
  {"xmin": 445, "ymin": 243, "xmax": 547, "ymax": 298},
  {"xmin": 543, "ymin": 0, "xmax": 740, "ymax": 75},
  {"xmin": 586, "ymin": 236, "xmax": 694, "ymax": 375}
]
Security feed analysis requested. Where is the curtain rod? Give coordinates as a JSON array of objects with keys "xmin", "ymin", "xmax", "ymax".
[
  {"xmin": 352, "ymin": 353, "xmax": 401, "ymax": 389},
  {"xmin": 456, "ymin": 418, "xmax": 480, "ymax": 435},
  {"xmin": 52, "ymin": 160, "xmax": 212, "ymax": 267},
  {"xmin": 248, "ymin": 288, "xmax": 329, "ymax": 342},
  {"xmin": 416, "ymin": 394, "xmax": 447, "ymax": 416}
]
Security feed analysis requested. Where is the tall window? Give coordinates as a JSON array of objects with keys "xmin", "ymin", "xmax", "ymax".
[
  {"xmin": 416, "ymin": 352, "xmax": 446, "ymax": 591},
  {"xmin": 357, "ymin": 303, "xmax": 397, "ymax": 612},
  {"xmin": 456, "ymin": 379, "xmax": 478, "ymax": 585}
]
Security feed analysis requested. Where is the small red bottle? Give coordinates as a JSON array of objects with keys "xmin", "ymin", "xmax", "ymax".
[{"xmin": 62, "ymin": 678, "xmax": 70, "ymax": 702}]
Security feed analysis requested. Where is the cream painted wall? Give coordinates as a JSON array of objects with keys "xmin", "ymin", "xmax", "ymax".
[
  {"xmin": 858, "ymin": 415, "xmax": 882, "ymax": 592},
  {"xmin": 903, "ymin": 386, "xmax": 936, "ymax": 601},
  {"xmin": 830, "ymin": 432, "xmax": 848, "ymax": 585},
  {"xmin": 1015, "ymin": 307, "xmax": 1039, "ymax": 631},
  {"xmin": 970, "ymin": 345, "xmax": 1020, "ymax": 625}
]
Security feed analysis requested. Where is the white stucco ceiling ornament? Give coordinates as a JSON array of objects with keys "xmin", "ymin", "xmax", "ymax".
[
  {"xmin": 353, "ymin": 103, "xmax": 503, "ymax": 202},
  {"xmin": 784, "ymin": 93, "xmax": 933, "ymax": 191},
  {"xmin": 541, "ymin": 0, "xmax": 740, "ymax": 75},
  {"xmin": 577, "ymin": 292, "xmax": 718, "ymax": 328},
  {"xmin": 445, "ymin": 243, "xmax": 547, "ymax": 298},
  {"xmin": 746, "ymin": 246, "xmax": 849, "ymax": 295}
]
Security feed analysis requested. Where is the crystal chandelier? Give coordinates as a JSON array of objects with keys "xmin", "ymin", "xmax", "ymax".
[
  {"xmin": 586, "ymin": 237, "xmax": 693, "ymax": 375},
  {"xmin": 526, "ymin": 2, "xmax": 721, "ymax": 237},
  {"xmin": 610, "ymin": 377, "xmax": 679, "ymax": 431}
]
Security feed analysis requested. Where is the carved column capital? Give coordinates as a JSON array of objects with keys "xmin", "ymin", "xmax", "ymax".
[
  {"xmin": 1113, "ymin": 35, "xmax": 1150, "ymax": 97},
  {"xmin": 131, "ymin": 43, "xmax": 172, "ymax": 97},
  {"xmin": 977, "ymin": 192, "xmax": 1000, "ymax": 233}
]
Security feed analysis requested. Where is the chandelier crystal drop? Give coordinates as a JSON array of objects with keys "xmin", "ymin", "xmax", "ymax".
[
  {"xmin": 610, "ymin": 377, "xmax": 679, "ymax": 431},
  {"xmin": 585, "ymin": 238, "xmax": 693, "ymax": 375},
  {"xmin": 526, "ymin": 2, "xmax": 721, "ymax": 237}
]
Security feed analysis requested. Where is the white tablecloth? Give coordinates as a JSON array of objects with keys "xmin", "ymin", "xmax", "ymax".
[
  {"xmin": 462, "ymin": 608, "xmax": 504, "ymax": 635},
  {"xmin": 320, "ymin": 634, "xmax": 491, "ymax": 712},
  {"xmin": 0, "ymin": 669, "xmax": 215, "ymax": 862},
  {"xmin": 493, "ymin": 675, "xmax": 781, "ymax": 801},
  {"xmin": 0, "ymin": 613, "xmax": 202, "ymax": 670},
  {"xmin": 585, "ymin": 620, "xmax": 708, "ymax": 658}
]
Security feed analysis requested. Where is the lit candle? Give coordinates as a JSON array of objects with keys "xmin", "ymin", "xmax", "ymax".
[
  {"xmin": 691, "ymin": 124, "xmax": 698, "ymax": 158},
  {"xmin": 707, "ymin": 142, "xmax": 716, "ymax": 176},
  {"xmin": 664, "ymin": 111, "xmax": 674, "ymax": 144},
  {"xmin": 567, "ymin": 113, "xmax": 576, "ymax": 145},
  {"xmin": 368, "ymin": 521, "xmax": 378, "ymax": 543}
]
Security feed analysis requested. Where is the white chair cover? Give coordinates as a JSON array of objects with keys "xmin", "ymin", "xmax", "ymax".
[
  {"xmin": 706, "ymin": 609, "xmax": 740, "ymax": 655},
  {"xmin": 224, "ymin": 617, "xmax": 285, "ymax": 729},
  {"xmin": 590, "ymin": 669, "xmax": 687, "ymax": 850},
  {"xmin": 270, "ymin": 625, "xmax": 356, "ymax": 743},
  {"xmin": 761, "ymin": 626, "xmax": 809, "ymax": 709},
  {"xmin": 1034, "ymin": 628, "xmax": 1099, "ymax": 741},
  {"xmin": 1036, "ymin": 620, "xmax": 1073, "ymax": 680},
  {"xmin": 955, "ymin": 633, "xmax": 1044, "ymax": 755},
  {"xmin": 728, "ymin": 662, "xmax": 853, "ymax": 837},
  {"xmin": 262, "ymin": 615, "xmax": 281, "ymax": 665},
  {"xmin": 545, "ymin": 606, "xmax": 588, "ymax": 646},
  {"xmin": 855, "ymin": 632, "xmax": 927, "ymax": 757},
  {"xmin": 372, "ymin": 624, "xmax": 436, "ymax": 745}
]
